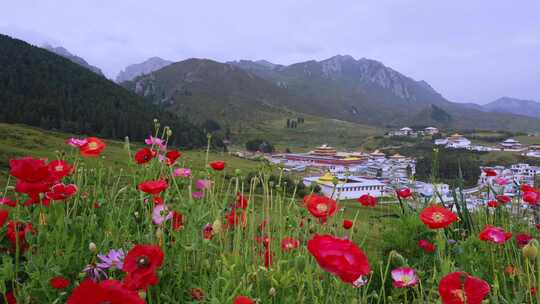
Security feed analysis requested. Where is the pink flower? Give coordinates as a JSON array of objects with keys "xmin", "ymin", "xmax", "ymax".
[
  {"xmin": 391, "ymin": 267, "xmax": 419, "ymax": 288},
  {"xmin": 494, "ymin": 177, "xmax": 509, "ymax": 185},
  {"xmin": 152, "ymin": 204, "xmax": 172, "ymax": 225},
  {"xmin": 195, "ymin": 179, "xmax": 212, "ymax": 190},
  {"xmin": 145, "ymin": 136, "xmax": 167, "ymax": 151},
  {"xmin": 192, "ymin": 191, "xmax": 204, "ymax": 199},
  {"xmin": 479, "ymin": 225, "xmax": 512, "ymax": 244},
  {"xmin": 66, "ymin": 138, "xmax": 88, "ymax": 147},
  {"xmin": 173, "ymin": 168, "xmax": 192, "ymax": 178}
]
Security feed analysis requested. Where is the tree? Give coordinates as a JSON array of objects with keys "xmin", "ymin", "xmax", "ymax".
[
  {"xmin": 201, "ymin": 119, "xmax": 221, "ymax": 133},
  {"xmin": 245, "ymin": 139, "xmax": 274, "ymax": 153}
]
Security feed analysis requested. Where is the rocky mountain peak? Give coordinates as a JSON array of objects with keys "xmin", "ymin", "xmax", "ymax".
[
  {"xmin": 42, "ymin": 44, "xmax": 104, "ymax": 76},
  {"xmin": 116, "ymin": 57, "xmax": 173, "ymax": 83}
]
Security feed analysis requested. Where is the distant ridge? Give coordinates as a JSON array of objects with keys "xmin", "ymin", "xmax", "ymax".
[
  {"xmin": 116, "ymin": 57, "xmax": 173, "ymax": 83},
  {"xmin": 124, "ymin": 55, "xmax": 540, "ymax": 132},
  {"xmin": 482, "ymin": 97, "xmax": 540, "ymax": 119},
  {"xmin": 42, "ymin": 44, "xmax": 104, "ymax": 76}
]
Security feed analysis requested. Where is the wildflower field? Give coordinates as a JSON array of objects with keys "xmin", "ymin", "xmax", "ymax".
[{"xmin": 1, "ymin": 123, "xmax": 540, "ymax": 304}]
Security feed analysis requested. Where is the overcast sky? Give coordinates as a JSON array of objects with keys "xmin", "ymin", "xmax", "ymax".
[{"xmin": 1, "ymin": 0, "xmax": 539, "ymax": 104}]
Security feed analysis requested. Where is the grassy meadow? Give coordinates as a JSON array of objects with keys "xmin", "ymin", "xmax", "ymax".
[{"xmin": 1, "ymin": 122, "xmax": 540, "ymax": 303}]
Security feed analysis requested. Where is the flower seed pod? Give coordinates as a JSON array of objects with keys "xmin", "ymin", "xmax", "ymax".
[
  {"xmin": 88, "ymin": 242, "xmax": 97, "ymax": 253},
  {"xmin": 523, "ymin": 241, "xmax": 538, "ymax": 259}
]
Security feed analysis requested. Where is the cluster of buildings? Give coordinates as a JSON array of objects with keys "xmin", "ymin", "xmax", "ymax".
[
  {"xmin": 387, "ymin": 126, "xmax": 439, "ymax": 137},
  {"xmin": 269, "ymin": 144, "xmax": 449, "ymax": 200},
  {"xmin": 434, "ymin": 134, "xmax": 540, "ymax": 157},
  {"xmin": 270, "ymin": 145, "xmax": 416, "ymax": 181},
  {"xmin": 478, "ymin": 163, "xmax": 540, "ymax": 188}
]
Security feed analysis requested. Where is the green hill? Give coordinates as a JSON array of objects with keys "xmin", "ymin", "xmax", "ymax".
[{"xmin": 0, "ymin": 34, "xmax": 207, "ymax": 148}]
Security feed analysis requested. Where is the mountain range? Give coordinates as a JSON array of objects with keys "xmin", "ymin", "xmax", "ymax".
[
  {"xmin": 482, "ymin": 97, "xmax": 540, "ymax": 119},
  {"xmin": 123, "ymin": 55, "xmax": 540, "ymax": 132},
  {"xmin": 42, "ymin": 44, "xmax": 104, "ymax": 76},
  {"xmin": 116, "ymin": 57, "xmax": 173, "ymax": 83},
  {"xmin": 3, "ymin": 36, "xmax": 540, "ymax": 135}
]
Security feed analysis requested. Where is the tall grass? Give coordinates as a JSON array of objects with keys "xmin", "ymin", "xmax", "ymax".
[{"xmin": 1, "ymin": 128, "xmax": 540, "ymax": 303}]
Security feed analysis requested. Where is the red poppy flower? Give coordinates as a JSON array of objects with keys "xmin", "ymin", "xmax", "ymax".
[
  {"xmin": 343, "ymin": 219, "xmax": 353, "ymax": 230},
  {"xmin": 419, "ymin": 205, "xmax": 458, "ymax": 229},
  {"xmin": 79, "ymin": 137, "xmax": 106, "ymax": 157},
  {"xmin": 137, "ymin": 180, "xmax": 168, "ymax": 195},
  {"xmin": 67, "ymin": 279, "xmax": 144, "ymax": 304},
  {"xmin": 9, "ymin": 157, "xmax": 50, "ymax": 183},
  {"xmin": 233, "ymin": 295, "xmax": 254, "ymax": 304},
  {"xmin": 45, "ymin": 183, "xmax": 78, "ymax": 201},
  {"xmin": 47, "ymin": 160, "xmax": 74, "ymax": 181},
  {"xmin": 5, "ymin": 290, "xmax": 16, "ymax": 304},
  {"xmin": 522, "ymin": 184, "xmax": 535, "ymax": 192},
  {"xmin": 281, "ymin": 237, "xmax": 300, "ymax": 252},
  {"xmin": 516, "ymin": 233, "xmax": 533, "ymax": 247},
  {"xmin": 0, "ymin": 197, "xmax": 17, "ymax": 207},
  {"xmin": 6, "ymin": 221, "xmax": 33, "ymax": 250},
  {"xmin": 15, "ymin": 178, "xmax": 52, "ymax": 204},
  {"xmin": 304, "ymin": 195, "xmax": 337, "ymax": 223},
  {"xmin": 504, "ymin": 265, "xmax": 516, "ymax": 275},
  {"xmin": 396, "ymin": 188, "xmax": 413, "ymax": 199},
  {"xmin": 479, "ymin": 225, "xmax": 512, "ymax": 244},
  {"xmin": 256, "ymin": 235, "xmax": 271, "ymax": 249},
  {"xmin": 496, "ymin": 195, "xmax": 511, "ymax": 204},
  {"xmin": 262, "ymin": 248, "xmax": 273, "ymax": 267},
  {"xmin": 49, "ymin": 276, "xmax": 70, "ymax": 289},
  {"xmin": 209, "ymin": 160, "xmax": 225, "ymax": 171},
  {"xmin": 123, "ymin": 244, "xmax": 164, "ymax": 290},
  {"xmin": 10, "ymin": 157, "xmax": 55, "ymax": 204},
  {"xmin": 357, "ymin": 194, "xmax": 377, "ymax": 207},
  {"xmin": 190, "ymin": 288, "xmax": 204, "ymax": 301},
  {"xmin": 483, "ymin": 168, "xmax": 497, "ymax": 177},
  {"xmin": 418, "ymin": 239, "xmax": 435, "ymax": 253},
  {"xmin": 225, "ymin": 208, "xmax": 247, "ymax": 228},
  {"xmin": 524, "ymin": 191, "xmax": 540, "ymax": 206},
  {"xmin": 439, "ymin": 272, "xmax": 490, "ymax": 304},
  {"xmin": 537, "ymin": 224, "xmax": 540, "ymax": 231},
  {"xmin": 0, "ymin": 210, "xmax": 8, "ymax": 227},
  {"xmin": 203, "ymin": 224, "xmax": 214, "ymax": 240},
  {"xmin": 171, "ymin": 211, "xmax": 183, "ymax": 230},
  {"xmin": 235, "ymin": 192, "xmax": 248, "ymax": 209},
  {"xmin": 307, "ymin": 234, "xmax": 370, "ymax": 286},
  {"xmin": 165, "ymin": 150, "xmax": 181, "ymax": 165},
  {"xmin": 134, "ymin": 148, "xmax": 154, "ymax": 164},
  {"xmin": 487, "ymin": 200, "xmax": 499, "ymax": 208}
]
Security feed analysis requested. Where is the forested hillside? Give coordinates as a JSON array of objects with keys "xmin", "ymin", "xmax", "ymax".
[{"xmin": 0, "ymin": 34, "xmax": 207, "ymax": 148}]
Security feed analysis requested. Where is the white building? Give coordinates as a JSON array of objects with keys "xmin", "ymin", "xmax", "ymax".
[
  {"xmin": 414, "ymin": 181, "xmax": 451, "ymax": 198},
  {"xmin": 499, "ymin": 138, "xmax": 524, "ymax": 151},
  {"xmin": 424, "ymin": 127, "xmax": 440, "ymax": 135},
  {"xmin": 304, "ymin": 173, "xmax": 387, "ymax": 199},
  {"xmin": 446, "ymin": 133, "xmax": 472, "ymax": 149},
  {"xmin": 434, "ymin": 138, "xmax": 448, "ymax": 146},
  {"xmin": 388, "ymin": 127, "xmax": 419, "ymax": 137},
  {"xmin": 526, "ymin": 145, "xmax": 540, "ymax": 158}
]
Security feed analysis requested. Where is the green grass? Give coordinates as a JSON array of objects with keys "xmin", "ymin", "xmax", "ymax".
[
  {"xmin": 0, "ymin": 123, "xmax": 262, "ymax": 183},
  {"xmin": 516, "ymin": 134, "xmax": 540, "ymax": 145},
  {"xmin": 230, "ymin": 115, "xmax": 383, "ymax": 152},
  {"xmin": 2, "ymin": 123, "xmax": 540, "ymax": 303}
]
